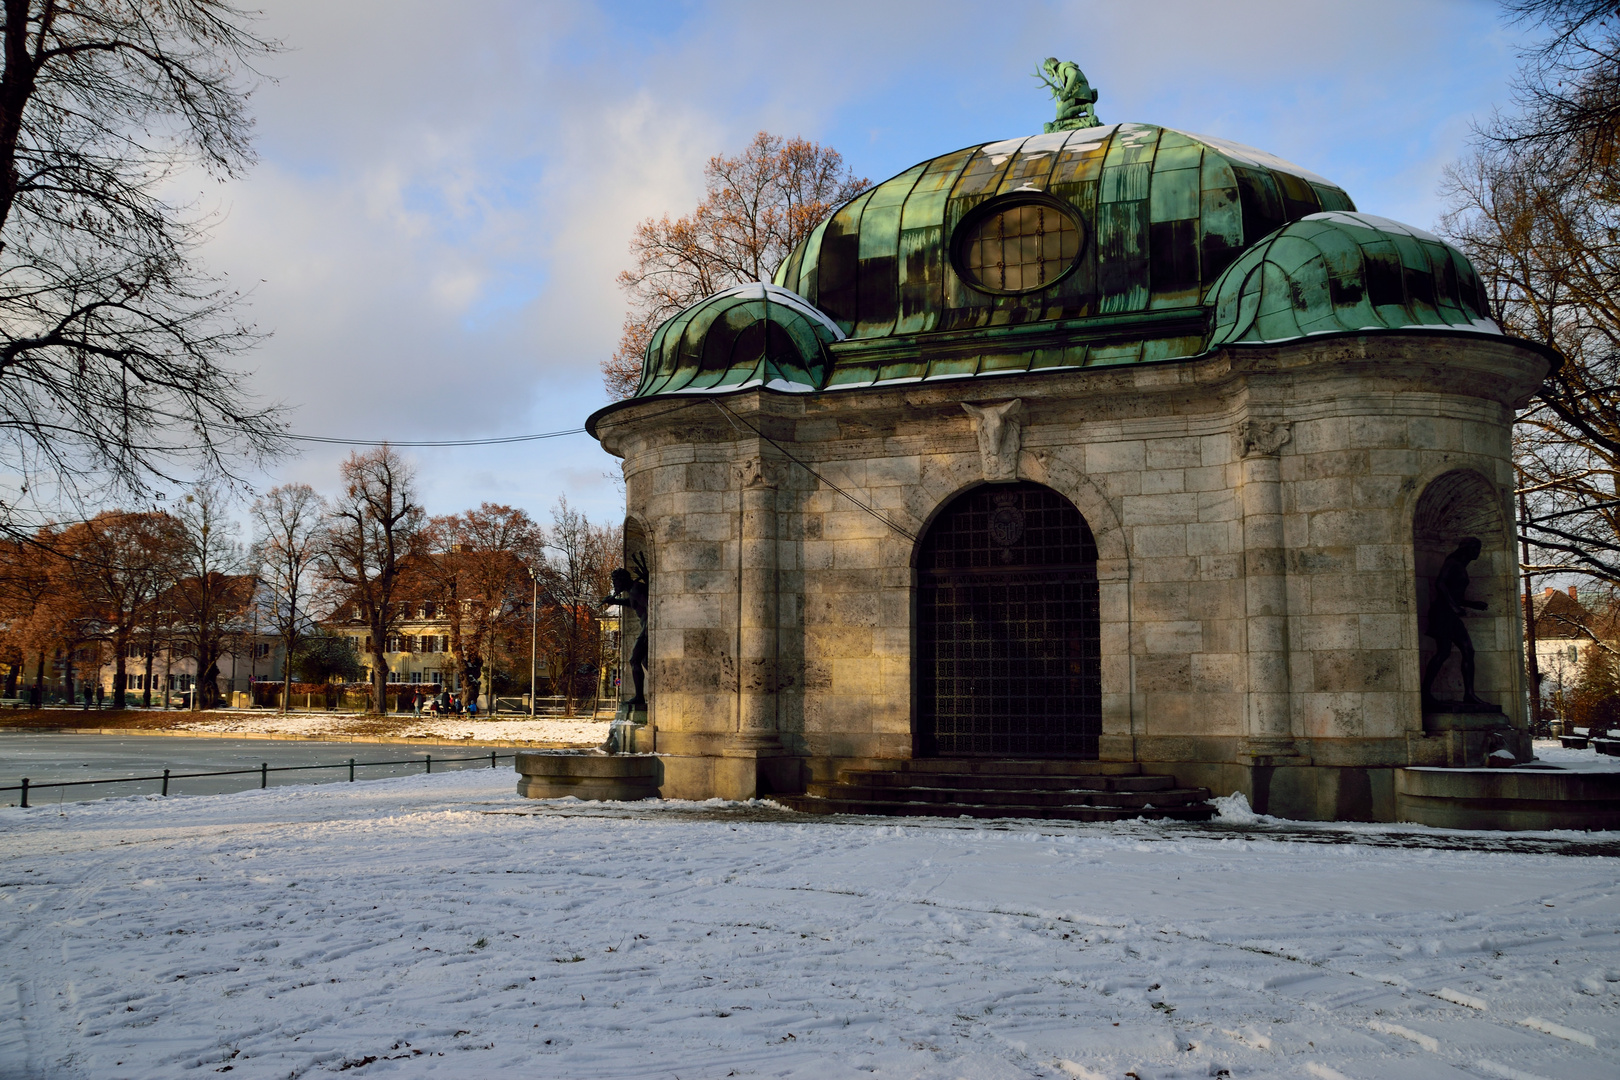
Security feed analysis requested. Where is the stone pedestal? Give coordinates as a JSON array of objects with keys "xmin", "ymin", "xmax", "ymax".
[
  {"xmin": 1396, "ymin": 766, "xmax": 1620, "ymax": 830},
  {"xmin": 514, "ymin": 752, "xmax": 660, "ymax": 801},
  {"xmin": 1422, "ymin": 710, "xmax": 1529, "ymax": 768}
]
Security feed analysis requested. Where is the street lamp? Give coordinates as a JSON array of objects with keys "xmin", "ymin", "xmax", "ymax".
[{"xmin": 529, "ymin": 566, "xmax": 538, "ymax": 720}]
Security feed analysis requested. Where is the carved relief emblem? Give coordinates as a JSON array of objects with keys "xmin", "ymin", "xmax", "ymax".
[
  {"xmin": 988, "ymin": 492, "xmax": 1025, "ymax": 562},
  {"xmin": 1237, "ymin": 420, "xmax": 1292, "ymax": 458},
  {"xmin": 962, "ymin": 399, "xmax": 1025, "ymax": 481}
]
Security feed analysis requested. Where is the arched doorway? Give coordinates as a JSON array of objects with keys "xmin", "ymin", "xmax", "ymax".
[{"xmin": 916, "ymin": 482, "xmax": 1101, "ymax": 758}]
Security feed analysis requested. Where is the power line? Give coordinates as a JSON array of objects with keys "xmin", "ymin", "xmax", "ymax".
[
  {"xmin": 278, "ymin": 427, "xmax": 587, "ymax": 448},
  {"xmin": 266, "ymin": 397, "xmax": 711, "ymax": 448},
  {"xmin": 706, "ymin": 398, "xmax": 919, "ymax": 544}
]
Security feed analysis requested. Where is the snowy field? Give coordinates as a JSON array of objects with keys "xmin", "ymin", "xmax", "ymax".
[
  {"xmin": 2, "ymin": 773, "xmax": 1618, "ymax": 1080},
  {"xmin": 167, "ymin": 712, "xmax": 612, "ymax": 746}
]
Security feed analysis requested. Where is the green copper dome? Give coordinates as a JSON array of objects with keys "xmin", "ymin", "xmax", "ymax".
[
  {"xmin": 774, "ymin": 123, "xmax": 1352, "ymax": 341},
  {"xmin": 611, "ymin": 122, "xmax": 1517, "ymax": 407},
  {"xmin": 636, "ymin": 283, "xmax": 844, "ymax": 397},
  {"xmin": 1207, "ymin": 212, "xmax": 1499, "ymax": 346}
]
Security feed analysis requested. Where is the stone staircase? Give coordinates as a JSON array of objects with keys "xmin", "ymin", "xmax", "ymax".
[{"xmin": 778, "ymin": 759, "xmax": 1215, "ymax": 822}]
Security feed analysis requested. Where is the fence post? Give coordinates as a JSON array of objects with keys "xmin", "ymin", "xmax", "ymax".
[
  {"xmin": 425, "ymin": 754, "xmax": 432, "ymax": 775},
  {"xmin": 261, "ymin": 762, "xmax": 268, "ymax": 789},
  {"xmin": 349, "ymin": 757, "xmax": 355, "ymax": 782},
  {"xmin": 162, "ymin": 769, "xmax": 170, "ymax": 797},
  {"xmin": 19, "ymin": 778, "xmax": 27, "ymax": 809}
]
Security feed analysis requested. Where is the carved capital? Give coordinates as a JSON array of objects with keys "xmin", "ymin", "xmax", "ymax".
[
  {"xmin": 735, "ymin": 456, "xmax": 779, "ymax": 489},
  {"xmin": 1237, "ymin": 420, "xmax": 1292, "ymax": 459},
  {"xmin": 962, "ymin": 399, "xmax": 1025, "ymax": 481}
]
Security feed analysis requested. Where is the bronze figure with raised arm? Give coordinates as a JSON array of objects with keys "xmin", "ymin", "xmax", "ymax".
[
  {"xmin": 1421, "ymin": 536, "xmax": 1492, "ymax": 710},
  {"xmin": 603, "ymin": 551, "xmax": 649, "ymax": 708}
]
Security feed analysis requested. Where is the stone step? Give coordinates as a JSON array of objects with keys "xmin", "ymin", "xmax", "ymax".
[
  {"xmin": 885, "ymin": 758, "xmax": 1143, "ymax": 777},
  {"xmin": 839, "ymin": 770, "xmax": 1177, "ymax": 793},
  {"xmin": 805, "ymin": 781, "xmax": 1210, "ymax": 810},
  {"xmin": 778, "ymin": 794, "xmax": 1215, "ymax": 822}
]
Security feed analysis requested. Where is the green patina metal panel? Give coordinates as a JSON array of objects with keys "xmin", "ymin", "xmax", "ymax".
[
  {"xmin": 938, "ymin": 140, "xmax": 1024, "ymax": 330},
  {"xmin": 896, "ymin": 148, "xmax": 974, "ymax": 335},
  {"xmin": 1274, "ymin": 169, "xmax": 1323, "ymax": 220},
  {"xmin": 791, "ymin": 216, "xmax": 832, "ymax": 304},
  {"xmin": 897, "ymin": 225, "xmax": 945, "ymax": 335},
  {"xmin": 1149, "ymin": 164, "xmax": 1200, "ymax": 223},
  {"xmin": 1141, "ymin": 335, "xmax": 1205, "ymax": 362},
  {"xmin": 815, "ymin": 189, "xmax": 873, "ymax": 334},
  {"xmin": 1100, "ymin": 162, "xmax": 1152, "ymax": 203},
  {"xmin": 1087, "ymin": 340, "xmax": 1144, "ymax": 365},
  {"xmin": 1232, "ymin": 167, "xmax": 1285, "ymax": 245},
  {"xmin": 1310, "ymin": 182, "xmax": 1355, "ymax": 213},
  {"xmin": 997, "ymin": 130, "xmax": 1069, "ymax": 193},
  {"xmin": 1199, "ymin": 154, "xmax": 1244, "ymax": 289},
  {"xmin": 854, "ymin": 164, "xmax": 925, "ymax": 339},
  {"xmin": 1097, "ymin": 199, "xmax": 1149, "ymax": 313}
]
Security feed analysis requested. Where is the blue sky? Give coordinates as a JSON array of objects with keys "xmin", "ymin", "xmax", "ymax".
[{"xmin": 203, "ymin": 0, "xmax": 1528, "ymax": 529}]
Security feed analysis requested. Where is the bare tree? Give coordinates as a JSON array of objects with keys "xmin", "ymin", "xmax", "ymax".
[
  {"xmin": 250, "ymin": 483, "xmax": 325, "ymax": 714},
  {"xmin": 538, "ymin": 497, "xmax": 619, "ymax": 712},
  {"xmin": 314, "ymin": 446, "xmax": 421, "ymax": 714},
  {"xmin": 1496, "ymin": 2, "xmax": 1620, "ymax": 168},
  {"xmin": 171, "ymin": 482, "xmax": 246, "ymax": 710},
  {"xmin": 0, "ymin": 1, "xmax": 287, "ymax": 513},
  {"xmin": 1440, "ymin": 1, "xmax": 1620, "ymax": 594},
  {"xmin": 604, "ymin": 132, "xmax": 868, "ymax": 399}
]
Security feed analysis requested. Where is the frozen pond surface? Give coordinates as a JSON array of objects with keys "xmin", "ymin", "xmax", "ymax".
[
  {"xmin": 0, "ymin": 733, "xmax": 511, "ymax": 803},
  {"xmin": 1, "ymin": 770, "xmax": 1617, "ymax": 1079}
]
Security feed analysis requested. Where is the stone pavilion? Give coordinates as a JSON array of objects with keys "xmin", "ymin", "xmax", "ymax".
[{"xmin": 579, "ymin": 86, "xmax": 1558, "ymax": 822}]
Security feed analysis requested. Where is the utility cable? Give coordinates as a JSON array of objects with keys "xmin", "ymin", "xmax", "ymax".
[
  {"xmin": 257, "ymin": 396, "xmax": 715, "ymax": 449},
  {"xmin": 707, "ymin": 397, "xmax": 919, "ymax": 544}
]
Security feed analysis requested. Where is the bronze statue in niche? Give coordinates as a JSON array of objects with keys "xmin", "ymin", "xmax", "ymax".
[
  {"xmin": 603, "ymin": 552, "xmax": 649, "ymax": 708},
  {"xmin": 1421, "ymin": 536, "xmax": 1495, "ymax": 711}
]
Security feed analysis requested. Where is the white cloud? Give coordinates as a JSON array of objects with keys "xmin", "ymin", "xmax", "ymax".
[{"xmin": 170, "ymin": 0, "xmax": 1524, "ymax": 528}]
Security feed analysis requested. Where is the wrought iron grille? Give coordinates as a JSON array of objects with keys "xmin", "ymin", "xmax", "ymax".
[{"xmin": 917, "ymin": 483, "xmax": 1100, "ymax": 758}]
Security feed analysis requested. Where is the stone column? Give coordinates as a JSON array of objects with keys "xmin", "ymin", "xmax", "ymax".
[
  {"xmin": 1237, "ymin": 420, "xmax": 1306, "ymax": 764},
  {"xmin": 722, "ymin": 455, "xmax": 785, "ymax": 794}
]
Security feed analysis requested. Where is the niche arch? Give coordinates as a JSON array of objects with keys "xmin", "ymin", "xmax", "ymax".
[{"xmin": 1410, "ymin": 469, "xmax": 1516, "ymax": 711}]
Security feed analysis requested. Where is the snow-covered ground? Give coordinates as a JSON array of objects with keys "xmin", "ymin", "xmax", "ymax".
[
  {"xmin": 149, "ymin": 712, "xmax": 611, "ymax": 746},
  {"xmin": 2, "ymin": 773, "xmax": 1617, "ymax": 1080}
]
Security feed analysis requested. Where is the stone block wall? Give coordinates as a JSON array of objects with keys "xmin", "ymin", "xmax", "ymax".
[{"xmin": 597, "ymin": 334, "xmax": 1549, "ymax": 815}]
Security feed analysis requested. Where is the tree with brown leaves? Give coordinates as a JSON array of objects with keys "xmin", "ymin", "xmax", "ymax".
[
  {"xmin": 421, "ymin": 504, "xmax": 544, "ymax": 709},
  {"xmin": 604, "ymin": 132, "xmax": 867, "ymax": 399},
  {"xmin": 0, "ymin": 525, "xmax": 66, "ymax": 704},
  {"xmin": 59, "ymin": 510, "xmax": 183, "ymax": 708}
]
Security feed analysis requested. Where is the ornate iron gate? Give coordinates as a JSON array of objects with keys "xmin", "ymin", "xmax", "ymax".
[{"xmin": 917, "ymin": 482, "xmax": 1100, "ymax": 758}]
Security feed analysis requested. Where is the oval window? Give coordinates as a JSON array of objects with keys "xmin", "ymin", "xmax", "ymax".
[{"xmin": 953, "ymin": 195, "xmax": 1084, "ymax": 296}]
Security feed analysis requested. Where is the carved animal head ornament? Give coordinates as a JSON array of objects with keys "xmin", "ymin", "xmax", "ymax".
[
  {"xmin": 1237, "ymin": 420, "xmax": 1292, "ymax": 459},
  {"xmin": 963, "ymin": 399, "xmax": 1026, "ymax": 482}
]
